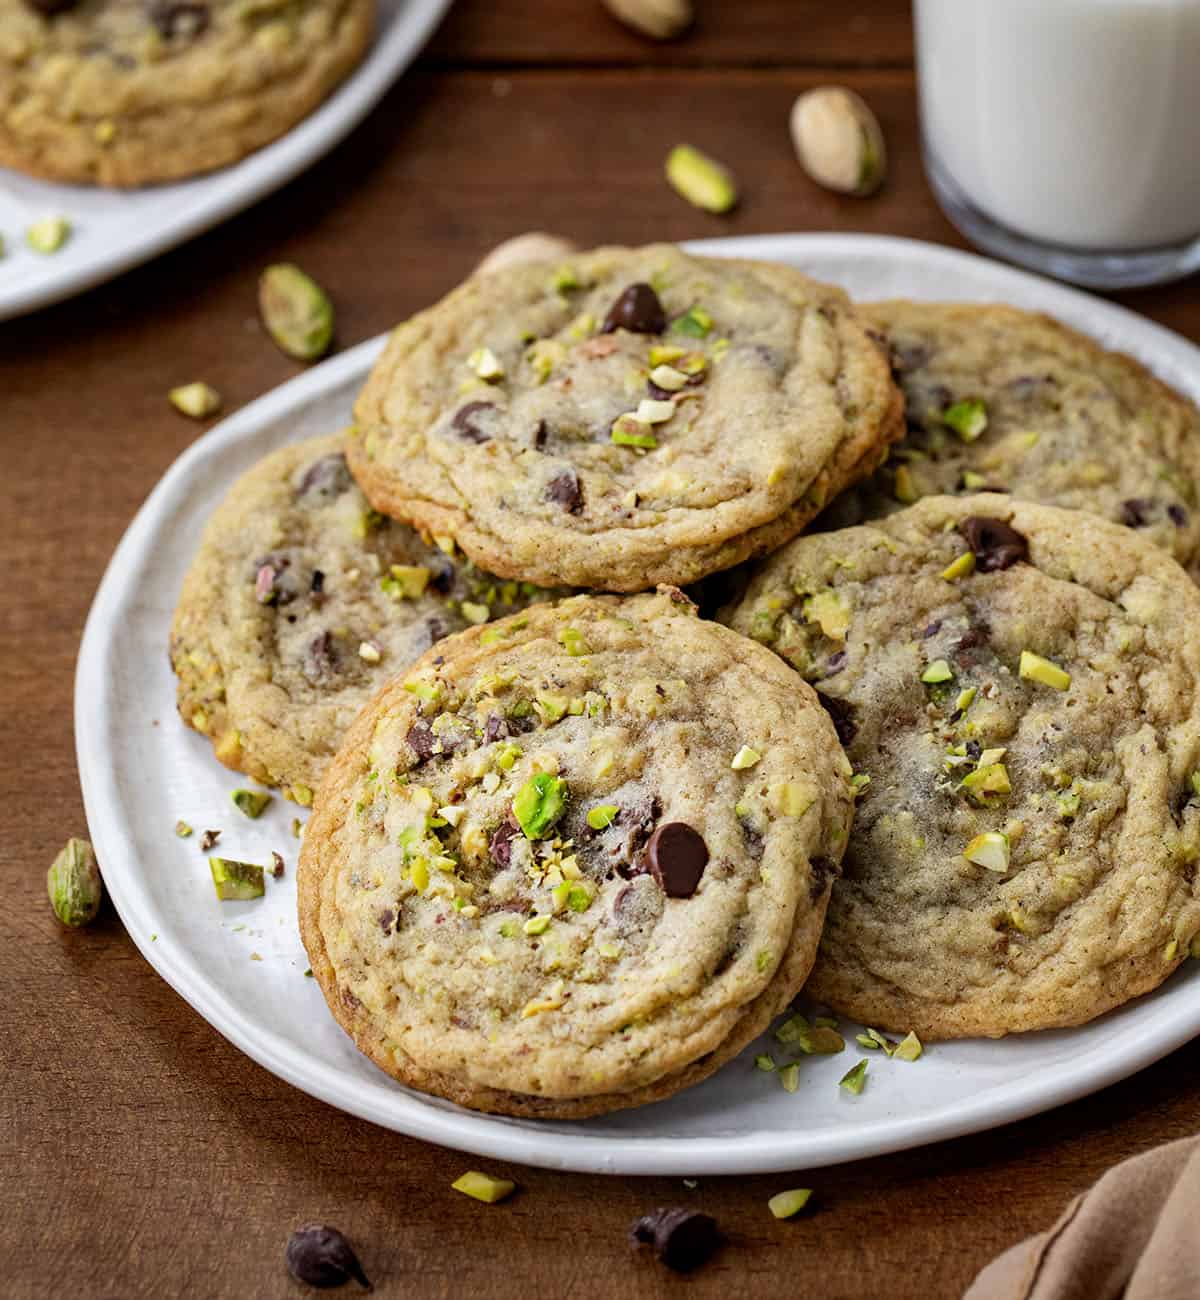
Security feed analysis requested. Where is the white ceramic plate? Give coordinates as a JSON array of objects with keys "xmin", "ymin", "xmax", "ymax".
[
  {"xmin": 0, "ymin": 0, "xmax": 451, "ymax": 323},
  {"xmin": 77, "ymin": 234, "xmax": 1200, "ymax": 1175}
]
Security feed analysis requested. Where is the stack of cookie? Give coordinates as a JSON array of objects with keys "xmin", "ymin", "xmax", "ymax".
[{"xmin": 172, "ymin": 242, "xmax": 1200, "ymax": 1118}]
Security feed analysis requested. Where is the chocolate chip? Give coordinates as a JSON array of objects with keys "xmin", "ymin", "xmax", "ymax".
[
  {"xmin": 816, "ymin": 691, "xmax": 857, "ymax": 747},
  {"xmin": 378, "ymin": 908, "xmax": 394, "ymax": 933},
  {"xmin": 533, "ymin": 420, "xmax": 549, "ymax": 450},
  {"xmin": 148, "ymin": 0, "xmax": 210, "ymax": 39},
  {"xmin": 1169, "ymin": 504, "xmax": 1189, "ymax": 527},
  {"xmin": 965, "ymin": 739, "xmax": 982, "ymax": 761},
  {"xmin": 545, "ymin": 469, "xmax": 583, "ymax": 514},
  {"xmin": 601, "ymin": 283, "xmax": 667, "ymax": 335},
  {"xmin": 424, "ymin": 617, "xmax": 449, "ymax": 647},
  {"xmin": 740, "ymin": 820, "xmax": 764, "ymax": 859},
  {"xmin": 808, "ymin": 854, "xmax": 841, "ymax": 901},
  {"xmin": 310, "ymin": 569, "xmax": 326, "ymax": 595},
  {"xmin": 451, "ymin": 400, "xmax": 496, "ymax": 444},
  {"xmin": 483, "ymin": 714, "xmax": 508, "ymax": 743},
  {"xmin": 427, "ymin": 555, "xmax": 456, "ymax": 594},
  {"xmin": 406, "ymin": 719, "xmax": 434, "ymax": 762},
  {"xmin": 823, "ymin": 649, "xmax": 847, "ymax": 676},
  {"xmin": 284, "ymin": 1224, "xmax": 371, "ymax": 1291},
  {"xmin": 303, "ymin": 631, "xmax": 337, "ymax": 683},
  {"xmin": 889, "ymin": 341, "xmax": 930, "ymax": 374},
  {"xmin": 23, "ymin": 0, "xmax": 78, "ymax": 14},
  {"xmin": 647, "ymin": 382, "xmax": 673, "ymax": 401},
  {"xmin": 297, "ymin": 452, "xmax": 353, "ymax": 500},
  {"xmin": 610, "ymin": 795, "xmax": 661, "ymax": 877},
  {"xmin": 270, "ymin": 852, "xmax": 285, "ymax": 879},
  {"xmin": 631, "ymin": 1208, "xmax": 720, "ymax": 1273},
  {"xmin": 646, "ymin": 823, "xmax": 709, "ymax": 898},
  {"xmin": 959, "ymin": 516, "xmax": 1029, "ymax": 572},
  {"xmin": 922, "ymin": 620, "xmax": 942, "ymax": 639},
  {"xmin": 489, "ymin": 815, "xmax": 520, "ymax": 868},
  {"xmin": 1121, "ymin": 498, "xmax": 1153, "ymax": 528}
]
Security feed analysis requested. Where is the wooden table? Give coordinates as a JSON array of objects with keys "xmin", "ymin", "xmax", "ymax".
[{"xmin": 5, "ymin": 3, "xmax": 1198, "ymax": 1295}]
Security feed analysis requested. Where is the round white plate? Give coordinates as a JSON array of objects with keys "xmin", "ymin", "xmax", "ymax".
[
  {"xmin": 0, "ymin": 0, "xmax": 452, "ymax": 323},
  {"xmin": 77, "ymin": 233, "xmax": 1200, "ymax": 1175}
]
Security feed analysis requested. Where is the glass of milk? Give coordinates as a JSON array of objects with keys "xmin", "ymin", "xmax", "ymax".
[{"xmin": 915, "ymin": 0, "xmax": 1200, "ymax": 288}]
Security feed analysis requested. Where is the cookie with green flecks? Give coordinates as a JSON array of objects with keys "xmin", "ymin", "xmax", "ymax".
[
  {"xmin": 821, "ymin": 302, "xmax": 1200, "ymax": 573},
  {"xmin": 297, "ymin": 589, "xmax": 855, "ymax": 1117},
  {"xmin": 347, "ymin": 243, "xmax": 904, "ymax": 593},
  {"xmin": 0, "ymin": 0, "xmax": 372, "ymax": 187},
  {"xmin": 170, "ymin": 433, "xmax": 561, "ymax": 804},
  {"xmin": 724, "ymin": 494, "xmax": 1200, "ymax": 1038}
]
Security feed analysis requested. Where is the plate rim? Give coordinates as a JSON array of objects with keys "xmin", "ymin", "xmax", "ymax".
[
  {"xmin": 76, "ymin": 232, "xmax": 1200, "ymax": 1175},
  {"xmin": 0, "ymin": 0, "xmax": 453, "ymax": 323}
]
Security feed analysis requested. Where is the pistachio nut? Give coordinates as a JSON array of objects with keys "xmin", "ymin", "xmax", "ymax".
[
  {"xmin": 258, "ymin": 263, "xmax": 334, "ymax": 361},
  {"xmin": 169, "ymin": 381, "xmax": 222, "ymax": 420},
  {"xmin": 665, "ymin": 144, "xmax": 738, "ymax": 214},
  {"xmin": 47, "ymin": 837, "xmax": 102, "ymax": 927},
  {"xmin": 790, "ymin": 86, "xmax": 886, "ymax": 197},
  {"xmin": 601, "ymin": 0, "xmax": 692, "ymax": 40}
]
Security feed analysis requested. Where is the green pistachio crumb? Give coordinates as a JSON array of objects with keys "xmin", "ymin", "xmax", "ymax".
[
  {"xmin": 209, "ymin": 857, "xmax": 265, "ymax": 901},
  {"xmin": 169, "ymin": 382, "xmax": 222, "ymax": 420},
  {"xmin": 1019, "ymin": 651, "xmax": 1071, "ymax": 691},
  {"xmin": 452, "ymin": 1171, "xmax": 516, "ymax": 1204},
  {"xmin": 893, "ymin": 1031, "xmax": 923, "ymax": 1062},
  {"xmin": 942, "ymin": 398, "xmax": 988, "ymax": 442},
  {"xmin": 47, "ymin": 838, "xmax": 102, "ymax": 927},
  {"xmin": 232, "ymin": 788, "xmax": 272, "ymax": 819},
  {"xmin": 523, "ymin": 914, "xmax": 552, "ymax": 936},
  {"xmin": 941, "ymin": 550, "xmax": 976, "ymax": 582},
  {"xmin": 731, "ymin": 745, "xmax": 762, "ymax": 770},
  {"xmin": 779, "ymin": 1063, "xmax": 800, "ymax": 1093},
  {"xmin": 587, "ymin": 804, "xmax": 619, "ymax": 830},
  {"xmin": 855, "ymin": 1033, "xmax": 880, "ymax": 1050},
  {"xmin": 671, "ymin": 306, "xmax": 714, "ymax": 338},
  {"xmin": 467, "ymin": 346, "xmax": 505, "ymax": 381},
  {"xmin": 551, "ymin": 264, "xmax": 579, "ymax": 293},
  {"xmin": 566, "ymin": 884, "xmax": 592, "ymax": 913},
  {"xmin": 611, "ymin": 414, "xmax": 658, "ymax": 448},
  {"xmin": 755, "ymin": 1054, "xmax": 776, "ymax": 1072},
  {"xmin": 893, "ymin": 464, "xmax": 921, "ymax": 504},
  {"xmin": 557, "ymin": 626, "xmax": 591, "ymax": 656},
  {"xmin": 850, "ymin": 773, "xmax": 871, "ymax": 796},
  {"xmin": 665, "ymin": 144, "xmax": 739, "ymax": 214},
  {"xmin": 963, "ymin": 830, "xmax": 1010, "ymax": 873},
  {"xmin": 839, "ymin": 1060, "xmax": 868, "ymax": 1095},
  {"xmin": 768, "ymin": 1188, "xmax": 813, "ymax": 1220},
  {"xmin": 513, "ymin": 773, "xmax": 568, "ymax": 838},
  {"xmin": 175, "ymin": 820, "xmax": 193, "ymax": 838},
  {"xmin": 461, "ymin": 601, "xmax": 490, "ymax": 625},
  {"xmin": 26, "ymin": 215, "xmax": 71, "ymax": 254},
  {"xmin": 380, "ymin": 564, "xmax": 431, "ymax": 600},
  {"xmin": 921, "ymin": 659, "xmax": 954, "ymax": 685},
  {"xmin": 291, "ymin": 818, "xmax": 304, "ymax": 838},
  {"xmin": 775, "ymin": 1013, "xmax": 810, "ymax": 1045}
]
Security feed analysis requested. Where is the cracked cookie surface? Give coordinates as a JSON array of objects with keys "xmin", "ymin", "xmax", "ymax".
[
  {"xmin": 725, "ymin": 495, "xmax": 1200, "ymax": 1038},
  {"xmin": 349, "ymin": 243, "xmax": 903, "ymax": 592},
  {"xmin": 297, "ymin": 590, "xmax": 855, "ymax": 1117},
  {"xmin": 0, "ymin": 0, "xmax": 372, "ymax": 185},
  {"xmin": 823, "ymin": 302, "xmax": 1200, "ymax": 574},
  {"xmin": 170, "ymin": 433, "xmax": 558, "ymax": 803}
]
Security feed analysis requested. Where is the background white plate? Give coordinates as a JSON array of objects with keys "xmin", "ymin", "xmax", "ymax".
[
  {"xmin": 0, "ymin": 0, "xmax": 451, "ymax": 323},
  {"xmin": 77, "ymin": 234, "xmax": 1200, "ymax": 1176}
]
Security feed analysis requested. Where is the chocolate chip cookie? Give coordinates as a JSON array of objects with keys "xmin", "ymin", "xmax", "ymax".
[
  {"xmin": 297, "ymin": 589, "xmax": 855, "ymax": 1117},
  {"xmin": 823, "ymin": 302, "xmax": 1200, "ymax": 573},
  {"xmin": 0, "ymin": 0, "xmax": 372, "ymax": 186},
  {"xmin": 171, "ymin": 433, "xmax": 559, "ymax": 805},
  {"xmin": 348, "ymin": 243, "xmax": 904, "ymax": 592},
  {"xmin": 725, "ymin": 495, "xmax": 1200, "ymax": 1038}
]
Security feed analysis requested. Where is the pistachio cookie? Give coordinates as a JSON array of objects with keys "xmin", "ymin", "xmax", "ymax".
[
  {"xmin": 348, "ymin": 243, "xmax": 904, "ymax": 592},
  {"xmin": 823, "ymin": 302, "xmax": 1200, "ymax": 572},
  {"xmin": 297, "ymin": 590, "xmax": 855, "ymax": 1117},
  {"xmin": 0, "ymin": 0, "xmax": 372, "ymax": 186},
  {"xmin": 725, "ymin": 495, "xmax": 1200, "ymax": 1038},
  {"xmin": 171, "ymin": 433, "xmax": 559, "ymax": 804}
]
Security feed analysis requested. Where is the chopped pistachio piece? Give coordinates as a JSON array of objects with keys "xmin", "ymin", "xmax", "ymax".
[
  {"xmin": 855, "ymin": 1033, "xmax": 881, "ymax": 1050},
  {"xmin": 26, "ymin": 215, "xmax": 71, "ymax": 254},
  {"xmin": 768, "ymin": 1188, "xmax": 813, "ymax": 1220},
  {"xmin": 921, "ymin": 659, "xmax": 953, "ymax": 684},
  {"xmin": 795, "ymin": 1026, "xmax": 845, "ymax": 1055},
  {"xmin": 942, "ymin": 398, "xmax": 988, "ymax": 442},
  {"xmin": 635, "ymin": 398, "xmax": 677, "ymax": 424},
  {"xmin": 358, "ymin": 640, "xmax": 382, "ymax": 663},
  {"xmin": 893, "ymin": 464, "xmax": 921, "ymax": 504},
  {"xmin": 557, "ymin": 626, "xmax": 590, "ymax": 656},
  {"xmin": 731, "ymin": 745, "xmax": 762, "ymax": 771},
  {"xmin": 839, "ymin": 1060, "xmax": 868, "ymax": 1095},
  {"xmin": 1019, "ymin": 651, "xmax": 1071, "ymax": 691},
  {"xmin": 258, "ymin": 263, "xmax": 334, "ymax": 360},
  {"xmin": 961, "ymin": 763, "xmax": 1011, "ymax": 800},
  {"xmin": 671, "ymin": 306, "xmax": 713, "ymax": 338},
  {"xmin": 452, "ymin": 1171, "xmax": 516, "ymax": 1204},
  {"xmin": 954, "ymin": 686, "xmax": 977, "ymax": 715},
  {"xmin": 941, "ymin": 550, "xmax": 976, "ymax": 582},
  {"xmin": 381, "ymin": 565, "xmax": 430, "ymax": 600},
  {"xmin": 514, "ymin": 773, "xmax": 568, "ymax": 838},
  {"xmin": 665, "ymin": 143, "xmax": 739, "ymax": 214},
  {"xmin": 467, "ymin": 346, "xmax": 505, "ymax": 381},
  {"xmin": 649, "ymin": 343, "xmax": 686, "ymax": 367},
  {"xmin": 168, "ymin": 381, "xmax": 222, "ymax": 420},
  {"xmin": 47, "ymin": 838, "xmax": 102, "ymax": 927},
  {"xmin": 754, "ymin": 1053, "xmax": 776, "ymax": 1072},
  {"xmin": 175, "ymin": 820, "xmax": 193, "ymax": 838},
  {"xmin": 209, "ymin": 857, "xmax": 265, "ymax": 901},
  {"xmin": 963, "ymin": 830, "xmax": 1010, "ymax": 873},
  {"xmin": 586, "ymin": 804, "xmax": 619, "ymax": 830},
  {"xmin": 523, "ymin": 914, "xmax": 552, "ymax": 936},
  {"xmin": 291, "ymin": 784, "xmax": 314, "ymax": 807},
  {"xmin": 962, "ymin": 470, "xmax": 988, "ymax": 489},
  {"xmin": 769, "ymin": 782, "xmax": 814, "ymax": 817},
  {"xmin": 611, "ymin": 415, "xmax": 658, "ymax": 448},
  {"xmin": 893, "ymin": 1031, "xmax": 923, "ymax": 1062},
  {"xmin": 461, "ymin": 601, "xmax": 490, "ymax": 625},
  {"xmin": 649, "ymin": 363, "xmax": 688, "ymax": 391},
  {"xmin": 231, "ymin": 788, "xmax": 272, "ymax": 819},
  {"xmin": 779, "ymin": 1063, "xmax": 800, "ymax": 1093},
  {"xmin": 850, "ymin": 772, "xmax": 871, "ymax": 796},
  {"xmin": 802, "ymin": 589, "xmax": 851, "ymax": 641},
  {"xmin": 292, "ymin": 818, "xmax": 304, "ymax": 838}
]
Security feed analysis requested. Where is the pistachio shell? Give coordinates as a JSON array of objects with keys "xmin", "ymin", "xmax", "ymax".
[{"xmin": 790, "ymin": 86, "xmax": 887, "ymax": 197}]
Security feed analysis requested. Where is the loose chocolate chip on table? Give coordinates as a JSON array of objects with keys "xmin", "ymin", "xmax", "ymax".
[
  {"xmin": 646, "ymin": 822, "xmax": 709, "ymax": 898},
  {"xmin": 816, "ymin": 691, "xmax": 857, "ymax": 747},
  {"xmin": 601, "ymin": 283, "xmax": 667, "ymax": 335},
  {"xmin": 451, "ymin": 401, "xmax": 496, "ymax": 444},
  {"xmin": 148, "ymin": 0, "xmax": 210, "ymax": 40},
  {"xmin": 631, "ymin": 1207, "xmax": 720, "ymax": 1273},
  {"xmin": 1121, "ymin": 497, "xmax": 1154, "ymax": 528},
  {"xmin": 285, "ymin": 1223, "xmax": 371, "ymax": 1291},
  {"xmin": 297, "ymin": 452, "xmax": 353, "ymax": 500},
  {"xmin": 545, "ymin": 469, "xmax": 584, "ymax": 514},
  {"xmin": 959, "ymin": 516, "xmax": 1029, "ymax": 572}
]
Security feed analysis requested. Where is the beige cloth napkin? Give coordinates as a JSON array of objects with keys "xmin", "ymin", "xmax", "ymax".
[{"xmin": 965, "ymin": 1134, "xmax": 1200, "ymax": 1300}]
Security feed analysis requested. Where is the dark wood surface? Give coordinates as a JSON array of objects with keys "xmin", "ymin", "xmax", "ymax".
[{"xmin": 4, "ymin": 4, "xmax": 1198, "ymax": 1297}]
